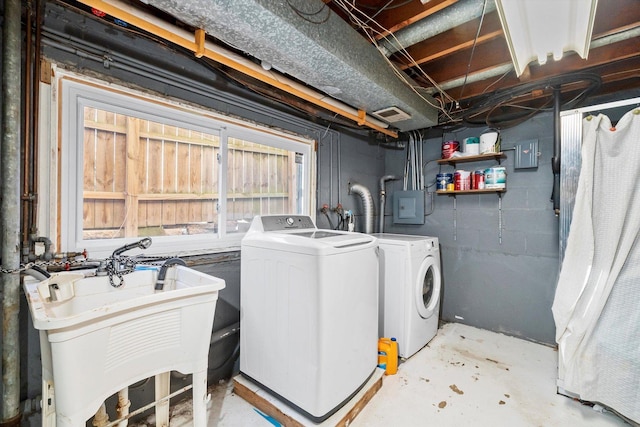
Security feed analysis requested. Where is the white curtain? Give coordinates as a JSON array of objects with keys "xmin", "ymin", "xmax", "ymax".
[{"xmin": 553, "ymin": 107, "xmax": 640, "ymax": 423}]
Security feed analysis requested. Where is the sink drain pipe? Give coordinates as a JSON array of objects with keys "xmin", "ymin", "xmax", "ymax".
[
  {"xmin": 1, "ymin": 0, "xmax": 24, "ymax": 424},
  {"xmin": 349, "ymin": 183, "xmax": 374, "ymax": 234},
  {"xmin": 379, "ymin": 175, "xmax": 399, "ymax": 233}
]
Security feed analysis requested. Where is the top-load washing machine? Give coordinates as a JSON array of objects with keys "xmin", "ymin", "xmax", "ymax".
[
  {"xmin": 373, "ymin": 233, "xmax": 441, "ymax": 359},
  {"xmin": 241, "ymin": 215, "xmax": 379, "ymax": 422}
]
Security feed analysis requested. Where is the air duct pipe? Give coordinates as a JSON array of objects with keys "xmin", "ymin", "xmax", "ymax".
[
  {"xmin": 76, "ymin": 0, "xmax": 400, "ymax": 136},
  {"xmin": 349, "ymin": 183, "xmax": 374, "ymax": 234},
  {"xmin": 379, "ymin": 0, "xmax": 496, "ymax": 57},
  {"xmin": 2, "ymin": 0, "xmax": 24, "ymax": 424},
  {"xmin": 379, "ymin": 175, "xmax": 398, "ymax": 233}
]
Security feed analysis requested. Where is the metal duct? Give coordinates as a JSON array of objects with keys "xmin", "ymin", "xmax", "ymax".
[
  {"xmin": 432, "ymin": 25, "xmax": 640, "ymax": 94},
  {"xmin": 141, "ymin": 0, "xmax": 439, "ymax": 131},
  {"xmin": 349, "ymin": 183, "xmax": 374, "ymax": 234},
  {"xmin": 379, "ymin": 0, "xmax": 496, "ymax": 57},
  {"xmin": 2, "ymin": 0, "xmax": 23, "ymax": 423},
  {"xmin": 379, "ymin": 175, "xmax": 398, "ymax": 233}
]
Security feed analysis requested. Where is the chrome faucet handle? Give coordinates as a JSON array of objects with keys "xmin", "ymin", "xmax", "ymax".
[{"xmin": 111, "ymin": 237, "xmax": 153, "ymax": 258}]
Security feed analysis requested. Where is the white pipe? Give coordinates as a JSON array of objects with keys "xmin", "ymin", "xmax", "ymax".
[
  {"xmin": 349, "ymin": 183, "xmax": 374, "ymax": 234},
  {"xmin": 93, "ymin": 403, "xmax": 110, "ymax": 426},
  {"xmin": 116, "ymin": 388, "xmax": 130, "ymax": 427},
  {"xmin": 379, "ymin": 175, "xmax": 398, "ymax": 233}
]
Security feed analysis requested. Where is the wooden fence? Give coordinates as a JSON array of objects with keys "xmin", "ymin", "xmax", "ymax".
[{"xmin": 82, "ymin": 108, "xmax": 297, "ymax": 239}]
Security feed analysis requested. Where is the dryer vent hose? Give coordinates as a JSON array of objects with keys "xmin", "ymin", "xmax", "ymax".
[{"xmin": 349, "ymin": 183, "xmax": 374, "ymax": 234}]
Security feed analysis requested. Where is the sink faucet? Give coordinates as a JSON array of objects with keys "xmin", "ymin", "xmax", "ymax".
[
  {"xmin": 111, "ymin": 238, "xmax": 153, "ymax": 272},
  {"xmin": 155, "ymin": 258, "xmax": 187, "ymax": 291}
]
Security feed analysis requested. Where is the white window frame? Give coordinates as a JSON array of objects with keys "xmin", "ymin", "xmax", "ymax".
[{"xmin": 47, "ymin": 69, "xmax": 315, "ymax": 259}]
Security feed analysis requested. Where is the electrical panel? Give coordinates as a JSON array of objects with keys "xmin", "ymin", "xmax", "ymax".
[
  {"xmin": 514, "ymin": 139, "xmax": 539, "ymax": 169},
  {"xmin": 393, "ymin": 190, "xmax": 425, "ymax": 225}
]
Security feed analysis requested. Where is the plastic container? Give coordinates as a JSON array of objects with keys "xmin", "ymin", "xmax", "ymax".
[
  {"xmin": 480, "ymin": 130, "xmax": 500, "ymax": 153},
  {"xmin": 377, "ymin": 337, "xmax": 398, "ymax": 375},
  {"xmin": 462, "ymin": 137, "xmax": 480, "ymax": 155},
  {"xmin": 485, "ymin": 166, "xmax": 507, "ymax": 189}
]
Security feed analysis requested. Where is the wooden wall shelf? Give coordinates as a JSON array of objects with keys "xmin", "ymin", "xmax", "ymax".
[
  {"xmin": 437, "ymin": 152, "xmax": 505, "ymax": 167},
  {"xmin": 437, "ymin": 188, "xmax": 506, "ymax": 196}
]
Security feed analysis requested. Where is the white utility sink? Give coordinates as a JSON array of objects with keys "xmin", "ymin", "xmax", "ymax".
[{"xmin": 23, "ymin": 266, "xmax": 225, "ymax": 427}]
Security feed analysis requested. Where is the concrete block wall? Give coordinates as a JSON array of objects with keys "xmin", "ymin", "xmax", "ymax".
[
  {"xmin": 316, "ymin": 132, "xmax": 385, "ymax": 233},
  {"xmin": 384, "ymin": 112, "xmax": 560, "ymax": 345}
]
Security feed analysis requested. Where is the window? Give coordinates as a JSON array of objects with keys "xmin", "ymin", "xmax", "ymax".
[{"xmin": 55, "ymin": 72, "xmax": 314, "ymax": 257}]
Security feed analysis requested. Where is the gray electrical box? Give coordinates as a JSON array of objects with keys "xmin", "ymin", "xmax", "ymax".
[
  {"xmin": 393, "ymin": 190, "xmax": 425, "ymax": 225},
  {"xmin": 514, "ymin": 139, "xmax": 539, "ymax": 169}
]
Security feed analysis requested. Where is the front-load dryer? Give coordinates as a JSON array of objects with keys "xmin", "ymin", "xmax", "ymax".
[{"xmin": 373, "ymin": 234, "xmax": 441, "ymax": 359}]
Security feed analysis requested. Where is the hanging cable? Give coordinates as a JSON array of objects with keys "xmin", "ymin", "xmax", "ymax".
[
  {"xmin": 332, "ymin": 0, "xmax": 457, "ymax": 120},
  {"xmin": 458, "ymin": 0, "xmax": 489, "ymax": 101}
]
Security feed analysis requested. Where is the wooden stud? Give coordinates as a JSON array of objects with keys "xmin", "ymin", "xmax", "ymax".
[{"xmin": 195, "ymin": 28, "xmax": 206, "ymax": 58}]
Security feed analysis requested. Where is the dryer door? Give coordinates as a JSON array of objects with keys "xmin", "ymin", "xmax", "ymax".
[{"xmin": 415, "ymin": 256, "xmax": 441, "ymax": 319}]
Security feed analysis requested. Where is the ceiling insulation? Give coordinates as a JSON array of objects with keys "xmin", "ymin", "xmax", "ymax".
[{"xmin": 141, "ymin": 0, "xmax": 440, "ymax": 132}]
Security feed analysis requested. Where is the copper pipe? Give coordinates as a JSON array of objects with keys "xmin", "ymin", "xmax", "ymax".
[
  {"xmin": 22, "ymin": 0, "xmax": 33, "ymax": 259},
  {"xmin": 31, "ymin": 0, "xmax": 43, "ymax": 235}
]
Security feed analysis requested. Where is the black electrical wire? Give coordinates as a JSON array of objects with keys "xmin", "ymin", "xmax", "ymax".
[
  {"xmin": 286, "ymin": 0, "xmax": 331, "ymax": 24},
  {"xmin": 323, "ymin": 211, "xmax": 336, "ymax": 229},
  {"xmin": 458, "ymin": 0, "xmax": 489, "ymax": 101},
  {"xmin": 454, "ymin": 72, "xmax": 602, "ymax": 128}
]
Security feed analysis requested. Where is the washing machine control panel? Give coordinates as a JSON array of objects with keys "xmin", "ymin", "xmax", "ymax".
[{"xmin": 261, "ymin": 215, "xmax": 316, "ymax": 231}]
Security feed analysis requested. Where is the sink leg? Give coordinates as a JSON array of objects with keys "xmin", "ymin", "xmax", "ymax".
[
  {"xmin": 41, "ymin": 380, "xmax": 56, "ymax": 427},
  {"xmin": 192, "ymin": 370, "xmax": 209, "ymax": 427},
  {"xmin": 155, "ymin": 373, "xmax": 170, "ymax": 427},
  {"xmin": 92, "ymin": 403, "xmax": 109, "ymax": 427}
]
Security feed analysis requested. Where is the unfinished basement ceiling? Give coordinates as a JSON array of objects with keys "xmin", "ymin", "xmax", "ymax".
[
  {"xmin": 138, "ymin": 0, "xmax": 440, "ymax": 132},
  {"xmin": 77, "ymin": 0, "xmax": 640, "ymax": 132}
]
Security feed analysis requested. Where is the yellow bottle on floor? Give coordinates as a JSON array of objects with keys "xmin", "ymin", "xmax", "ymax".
[{"xmin": 377, "ymin": 337, "xmax": 398, "ymax": 375}]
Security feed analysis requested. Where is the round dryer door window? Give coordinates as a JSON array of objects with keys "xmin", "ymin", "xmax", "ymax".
[{"xmin": 415, "ymin": 256, "xmax": 441, "ymax": 319}]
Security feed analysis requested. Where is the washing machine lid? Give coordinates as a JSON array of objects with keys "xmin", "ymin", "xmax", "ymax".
[{"xmin": 242, "ymin": 215, "xmax": 377, "ymax": 255}]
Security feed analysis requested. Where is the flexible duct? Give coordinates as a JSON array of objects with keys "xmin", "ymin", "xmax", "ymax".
[
  {"xmin": 379, "ymin": 0, "xmax": 496, "ymax": 57},
  {"xmin": 379, "ymin": 175, "xmax": 398, "ymax": 233},
  {"xmin": 349, "ymin": 183, "xmax": 374, "ymax": 234},
  {"xmin": 75, "ymin": 0, "xmax": 400, "ymax": 136}
]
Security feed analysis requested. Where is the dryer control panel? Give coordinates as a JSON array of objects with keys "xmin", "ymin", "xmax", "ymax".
[{"xmin": 261, "ymin": 215, "xmax": 316, "ymax": 231}]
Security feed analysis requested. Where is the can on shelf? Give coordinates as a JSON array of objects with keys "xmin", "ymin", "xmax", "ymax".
[
  {"xmin": 473, "ymin": 170, "xmax": 485, "ymax": 190},
  {"xmin": 454, "ymin": 170, "xmax": 471, "ymax": 190},
  {"xmin": 436, "ymin": 173, "xmax": 453, "ymax": 190},
  {"xmin": 441, "ymin": 140, "xmax": 460, "ymax": 159}
]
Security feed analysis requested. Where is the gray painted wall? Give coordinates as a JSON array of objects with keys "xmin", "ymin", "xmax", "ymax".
[
  {"xmin": 316, "ymin": 132, "xmax": 386, "ymax": 232},
  {"xmin": 384, "ymin": 113, "xmax": 559, "ymax": 345},
  {"xmin": 13, "ymin": 3, "xmax": 383, "ymax": 423}
]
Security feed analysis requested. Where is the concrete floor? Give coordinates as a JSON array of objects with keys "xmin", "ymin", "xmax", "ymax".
[{"xmin": 137, "ymin": 323, "xmax": 629, "ymax": 426}]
